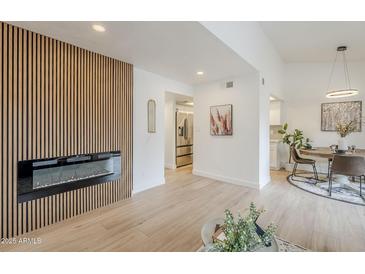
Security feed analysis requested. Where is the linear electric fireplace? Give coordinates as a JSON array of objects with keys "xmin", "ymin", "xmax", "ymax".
[{"xmin": 17, "ymin": 151, "xmax": 121, "ymax": 203}]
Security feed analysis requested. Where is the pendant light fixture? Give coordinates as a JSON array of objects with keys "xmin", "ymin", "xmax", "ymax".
[{"xmin": 326, "ymin": 46, "xmax": 359, "ymax": 98}]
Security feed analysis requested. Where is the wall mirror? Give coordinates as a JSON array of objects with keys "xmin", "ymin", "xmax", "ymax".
[{"xmin": 147, "ymin": 99, "xmax": 156, "ymax": 133}]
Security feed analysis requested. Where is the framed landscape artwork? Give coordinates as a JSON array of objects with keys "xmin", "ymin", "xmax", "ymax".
[
  {"xmin": 321, "ymin": 101, "xmax": 362, "ymax": 131},
  {"xmin": 210, "ymin": 104, "xmax": 233, "ymax": 136}
]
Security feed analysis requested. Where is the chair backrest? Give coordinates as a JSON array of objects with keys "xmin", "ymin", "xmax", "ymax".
[
  {"xmin": 331, "ymin": 155, "xmax": 365, "ymax": 177},
  {"xmin": 201, "ymin": 218, "xmax": 224, "ymax": 246},
  {"xmin": 290, "ymin": 145, "xmax": 301, "ymax": 162}
]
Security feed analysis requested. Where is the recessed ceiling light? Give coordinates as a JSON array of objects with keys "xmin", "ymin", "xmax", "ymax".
[
  {"xmin": 196, "ymin": 71, "xmax": 204, "ymax": 76},
  {"xmin": 92, "ymin": 24, "xmax": 106, "ymax": 32}
]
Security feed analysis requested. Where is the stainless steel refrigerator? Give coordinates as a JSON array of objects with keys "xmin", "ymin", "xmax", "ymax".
[{"xmin": 176, "ymin": 111, "xmax": 193, "ymax": 167}]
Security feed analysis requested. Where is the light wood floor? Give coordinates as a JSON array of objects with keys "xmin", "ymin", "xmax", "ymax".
[{"xmin": 1, "ymin": 166, "xmax": 365, "ymax": 251}]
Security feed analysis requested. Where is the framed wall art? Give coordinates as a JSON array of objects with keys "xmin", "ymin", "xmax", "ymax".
[
  {"xmin": 210, "ymin": 104, "xmax": 233, "ymax": 136},
  {"xmin": 321, "ymin": 101, "xmax": 362, "ymax": 131}
]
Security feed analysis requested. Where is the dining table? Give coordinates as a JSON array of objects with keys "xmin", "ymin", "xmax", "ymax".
[
  {"xmin": 299, "ymin": 147, "xmax": 365, "ymax": 194},
  {"xmin": 299, "ymin": 147, "xmax": 365, "ymax": 159},
  {"xmin": 300, "ymin": 147, "xmax": 365, "ymax": 176}
]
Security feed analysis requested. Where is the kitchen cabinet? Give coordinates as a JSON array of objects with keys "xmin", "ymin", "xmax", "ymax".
[{"xmin": 270, "ymin": 140, "xmax": 281, "ymax": 170}]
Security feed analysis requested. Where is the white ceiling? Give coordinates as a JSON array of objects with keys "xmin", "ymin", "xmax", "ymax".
[
  {"xmin": 260, "ymin": 22, "xmax": 365, "ymax": 62},
  {"xmin": 11, "ymin": 21, "xmax": 255, "ymax": 85}
]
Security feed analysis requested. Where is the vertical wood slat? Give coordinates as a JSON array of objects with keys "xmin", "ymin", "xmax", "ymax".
[
  {"xmin": 26, "ymin": 29, "xmax": 32, "ymax": 234},
  {"xmin": 35, "ymin": 32, "xmax": 40, "ymax": 231},
  {"xmin": 3, "ymin": 23, "xmax": 8, "ymax": 238},
  {"xmin": 17, "ymin": 27, "xmax": 23, "ymax": 236},
  {"xmin": 0, "ymin": 22, "xmax": 133, "ymax": 238},
  {"xmin": 0, "ymin": 22, "xmax": 3, "ymax": 239},
  {"xmin": 9, "ymin": 25, "xmax": 14, "ymax": 238},
  {"xmin": 13, "ymin": 26, "xmax": 18, "ymax": 237}
]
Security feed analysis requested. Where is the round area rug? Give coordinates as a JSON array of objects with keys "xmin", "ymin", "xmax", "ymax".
[{"xmin": 287, "ymin": 173, "xmax": 365, "ymax": 206}]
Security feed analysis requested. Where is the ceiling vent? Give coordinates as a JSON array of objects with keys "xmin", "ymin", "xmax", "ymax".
[{"xmin": 226, "ymin": 81, "xmax": 233, "ymax": 88}]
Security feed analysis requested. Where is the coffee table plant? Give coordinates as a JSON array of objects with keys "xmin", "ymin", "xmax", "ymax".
[{"xmin": 212, "ymin": 203, "xmax": 276, "ymax": 252}]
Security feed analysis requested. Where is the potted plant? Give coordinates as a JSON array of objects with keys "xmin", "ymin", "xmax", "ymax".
[
  {"xmin": 278, "ymin": 123, "xmax": 310, "ymax": 164},
  {"xmin": 336, "ymin": 120, "xmax": 356, "ymax": 152},
  {"xmin": 208, "ymin": 203, "xmax": 277, "ymax": 252}
]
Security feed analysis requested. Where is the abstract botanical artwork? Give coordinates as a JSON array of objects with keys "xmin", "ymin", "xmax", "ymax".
[
  {"xmin": 210, "ymin": 104, "xmax": 233, "ymax": 136},
  {"xmin": 321, "ymin": 101, "xmax": 362, "ymax": 131}
]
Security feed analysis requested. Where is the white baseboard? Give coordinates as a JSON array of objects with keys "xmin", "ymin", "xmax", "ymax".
[
  {"xmin": 192, "ymin": 169, "xmax": 259, "ymax": 189},
  {"xmin": 164, "ymin": 163, "xmax": 176, "ymax": 169},
  {"xmin": 132, "ymin": 178, "xmax": 165, "ymax": 195},
  {"xmin": 259, "ymin": 176, "xmax": 271, "ymax": 189}
]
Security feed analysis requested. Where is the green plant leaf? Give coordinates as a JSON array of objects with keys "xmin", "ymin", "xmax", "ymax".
[{"xmin": 213, "ymin": 203, "xmax": 276, "ymax": 252}]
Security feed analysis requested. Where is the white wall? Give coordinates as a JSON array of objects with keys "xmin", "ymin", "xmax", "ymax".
[
  {"xmin": 164, "ymin": 93, "xmax": 176, "ymax": 169},
  {"xmin": 200, "ymin": 21, "xmax": 284, "ymax": 187},
  {"xmin": 283, "ymin": 61, "xmax": 365, "ymax": 171},
  {"xmin": 133, "ymin": 68, "xmax": 193, "ymax": 193},
  {"xmin": 193, "ymin": 73, "xmax": 262, "ymax": 189}
]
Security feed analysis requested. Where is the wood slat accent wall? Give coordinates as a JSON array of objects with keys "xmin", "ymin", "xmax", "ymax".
[{"xmin": 0, "ymin": 22, "xmax": 133, "ymax": 238}]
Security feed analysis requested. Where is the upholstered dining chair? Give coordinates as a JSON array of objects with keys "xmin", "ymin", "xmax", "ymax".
[
  {"xmin": 329, "ymin": 155, "xmax": 365, "ymax": 198},
  {"xmin": 291, "ymin": 145, "xmax": 318, "ymax": 181}
]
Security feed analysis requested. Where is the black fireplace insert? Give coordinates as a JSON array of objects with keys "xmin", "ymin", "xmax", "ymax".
[{"xmin": 17, "ymin": 151, "xmax": 121, "ymax": 203}]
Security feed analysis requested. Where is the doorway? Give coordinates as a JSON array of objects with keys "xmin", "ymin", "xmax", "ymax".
[
  {"xmin": 164, "ymin": 92, "xmax": 194, "ymax": 172},
  {"xmin": 175, "ymin": 103, "xmax": 194, "ymax": 167},
  {"xmin": 269, "ymin": 95, "xmax": 284, "ymax": 172}
]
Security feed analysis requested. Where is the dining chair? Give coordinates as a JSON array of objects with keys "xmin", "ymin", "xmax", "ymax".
[
  {"xmin": 201, "ymin": 218, "xmax": 224, "ymax": 246},
  {"xmin": 291, "ymin": 145, "xmax": 318, "ymax": 181},
  {"xmin": 329, "ymin": 155, "xmax": 365, "ymax": 198}
]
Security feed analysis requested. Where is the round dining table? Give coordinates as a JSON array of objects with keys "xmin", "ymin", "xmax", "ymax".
[
  {"xmin": 299, "ymin": 147, "xmax": 365, "ymax": 194},
  {"xmin": 299, "ymin": 147, "xmax": 365, "ymax": 177},
  {"xmin": 299, "ymin": 147, "xmax": 365, "ymax": 159}
]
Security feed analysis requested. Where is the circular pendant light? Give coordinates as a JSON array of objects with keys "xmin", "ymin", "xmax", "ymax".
[
  {"xmin": 326, "ymin": 89, "xmax": 359, "ymax": 98},
  {"xmin": 326, "ymin": 46, "xmax": 359, "ymax": 98}
]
